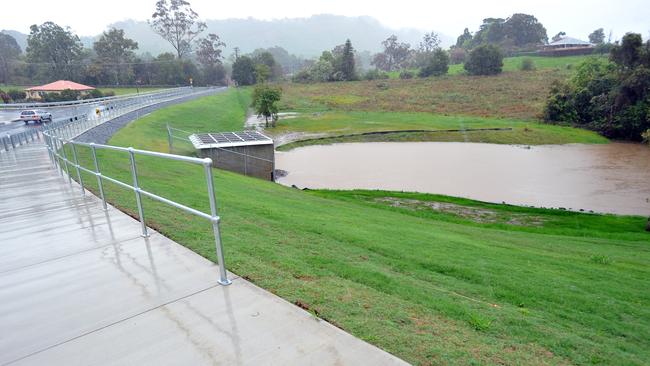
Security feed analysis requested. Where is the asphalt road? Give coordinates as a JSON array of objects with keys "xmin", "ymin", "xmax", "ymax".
[{"xmin": 0, "ymin": 104, "xmax": 96, "ymax": 135}]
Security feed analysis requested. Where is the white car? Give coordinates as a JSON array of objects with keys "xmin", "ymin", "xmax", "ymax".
[{"xmin": 20, "ymin": 110, "xmax": 53, "ymax": 124}]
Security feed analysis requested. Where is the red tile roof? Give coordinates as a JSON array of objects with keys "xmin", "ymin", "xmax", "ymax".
[{"xmin": 26, "ymin": 80, "xmax": 95, "ymax": 92}]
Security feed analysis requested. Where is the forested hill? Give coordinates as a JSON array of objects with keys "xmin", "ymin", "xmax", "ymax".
[{"xmin": 3, "ymin": 15, "xmax": 451, "ymax": 57}]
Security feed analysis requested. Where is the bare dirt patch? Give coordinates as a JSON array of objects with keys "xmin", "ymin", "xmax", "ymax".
[{"xmin": 375, "ymin": 197, "xmax": 546, "ymax": 226}]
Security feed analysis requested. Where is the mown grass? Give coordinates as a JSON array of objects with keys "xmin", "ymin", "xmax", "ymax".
[{"xmin": 64, "ymin": 90, "xmax": 650, "ymax": 365}]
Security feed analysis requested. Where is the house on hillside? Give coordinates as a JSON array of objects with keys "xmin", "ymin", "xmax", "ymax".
[
  {"xmin": 539, "ymin": 37, "xmax": 594, "ymax": 56},
  {"xmin": 25, "ymin": 80, "xmax": 95, "ymax": 100}
]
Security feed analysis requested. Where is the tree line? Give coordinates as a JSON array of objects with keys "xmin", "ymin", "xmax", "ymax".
[
  {"xmin": 0, "ymin": 0, "xmax": 229, "ymax": 90},
  {"xmin": 544, "ymin": 33, "xmax": 650, "ymax": 141}
]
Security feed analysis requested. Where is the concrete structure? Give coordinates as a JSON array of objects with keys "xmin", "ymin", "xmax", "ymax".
[
  {"xmin": 25, "ymin": 80, "xmax": 95, "ymax": 100},
  {"xmin": 0, "ymin": 142, "xmax": 407, "ymax": 365},
  {"xmin": 191, "ymin": 131, "xmax": 275, "ymax": 181}
]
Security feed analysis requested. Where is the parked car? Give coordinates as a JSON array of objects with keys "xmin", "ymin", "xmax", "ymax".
[{"xmin": 20, "ymin": 110, "xmax": 53, "ymax": 124}]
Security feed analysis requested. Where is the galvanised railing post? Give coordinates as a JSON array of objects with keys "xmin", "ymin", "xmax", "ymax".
[
  {"xmin": 167, "ymin": 123, "xmax": 173, "ymax": 153},
  {"xmin": 52, "ymin": 133, "xmax": 64, "ymax": 177},
  {"xmin": 44, "ymin": 133, "xmax": 54, "ymax": 165},
  {"xmin": 8, "ymin": 134, "xmax": 15, "ymax": 149},
  {"xmin": 60, "ymin": 139, "xmax": 73, "ymax": 184},
  {"xmin": 203, "ymin": 159, "xmax": 231, "ymax": 285},
  {"xmin": 70, "ymin": 142, "xmax": 85, "ymax": 195},
  {"xmin": 128, "ymin": 148, "xmax": 149, "ymax": 237},
  {"xmin": 2, "ymin": 136, "xmax": 8, "ymax": 151},
  {"xmin": 90, "ymin": 143, "xmax": 108, "ymax": 211}
]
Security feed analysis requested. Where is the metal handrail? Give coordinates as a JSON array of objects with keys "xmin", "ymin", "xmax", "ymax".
[{"xmin": 42, "ymin": 126, "xmax": 232, "ymax": 286}]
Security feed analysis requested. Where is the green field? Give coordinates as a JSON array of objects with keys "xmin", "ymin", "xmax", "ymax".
[
  {"xmin": 387, "ymin": 54, "xmax": 603, "ymax": 78},
  {"xmin": 64, "ymin": 89, "xmax": 650, "ymax": 365}
]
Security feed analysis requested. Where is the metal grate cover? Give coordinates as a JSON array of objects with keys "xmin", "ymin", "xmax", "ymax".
[{"xmin": 190, "ymin": 131, "xmax": 273, "ymax": 149}]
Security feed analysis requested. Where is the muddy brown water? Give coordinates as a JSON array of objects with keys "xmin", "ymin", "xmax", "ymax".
[{"xmin": 275, "ymin": 142, "xmax": 650, "ymax": 216}]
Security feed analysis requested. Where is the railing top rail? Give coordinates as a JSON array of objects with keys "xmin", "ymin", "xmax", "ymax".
[{"xmin": 69, "ymin": 139, "xmax": 211, "ymax": 165}]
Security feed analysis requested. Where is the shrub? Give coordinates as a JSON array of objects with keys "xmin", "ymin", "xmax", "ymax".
[
  {"xmin": 292, "ymin": 69, "xmax": 312, "ymax": 83},
  {"xmin": 363, "ymin": 69, "xmax": 389, "ymax": 80},
  {"xmin": 520, "ymin": 58, "xmax": 536, "ymax": 71},
  {"xmin": 399, "ymin": 70, "xmax": 414, "ymax": 79},
  {"xmin": 464, "ymin": 44, "xmax": 504, "ymax": 75},
  {"xmin": 7, "ymin": 89, "xmax": 26, "ymax": 101},
  {"xmin": 103, "ymin": 91, "xmax": 115, "ymax": 97},
  {"xmin": 543, "ymin": 81, "xmax": 578, "ymax": 123},
  {"xmin": 418, "ymin": 49, "xmax": 450, "ymax": 77},
  {"xmin": 0, "ymin": 90, "xmax": 9, "ymax": 104}
]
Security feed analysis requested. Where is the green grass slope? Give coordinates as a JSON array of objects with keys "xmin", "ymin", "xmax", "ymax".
[{"xmin": 65, "ymin": 89, "xmax": 650, "ymax": 365}]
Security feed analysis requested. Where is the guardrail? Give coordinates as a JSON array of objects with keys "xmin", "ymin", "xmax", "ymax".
[
  {"xmin": 1, "ymin": 87, "xmax": 197, "ymax": 153},
  {"xmin": 42, "ymin": 121, "xmax": 232, "ymax": 286}
]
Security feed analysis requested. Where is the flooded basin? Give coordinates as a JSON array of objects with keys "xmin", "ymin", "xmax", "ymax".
[{"xmin": 276, "ymin": 142, "xmax": 650, "ymax": 216}]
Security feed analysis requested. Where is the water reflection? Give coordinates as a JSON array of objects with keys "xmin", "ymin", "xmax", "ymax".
[{"xmin": 276, "ymin": 142, "xmax": 650, "ymax": 215}]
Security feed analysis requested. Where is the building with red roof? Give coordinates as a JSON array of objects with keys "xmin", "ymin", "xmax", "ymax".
[{"xmin": 25, "ymin": 80, "xmax": 95, "ymax": 100}]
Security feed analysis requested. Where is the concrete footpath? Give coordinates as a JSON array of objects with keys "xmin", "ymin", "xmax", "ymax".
[{"xmin": 0, "ymin": 143, "xmax": 408, "ymax": 365}]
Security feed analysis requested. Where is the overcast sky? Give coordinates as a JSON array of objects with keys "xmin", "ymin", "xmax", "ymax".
[{"xmin": 2, "ymin": 0, "xmax": 648, "ymax": 41}]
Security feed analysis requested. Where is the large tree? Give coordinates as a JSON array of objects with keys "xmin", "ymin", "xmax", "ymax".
[
  {"xmin": 252, "ymin": 51, "xmax": 281, "ymax": 80},
  {"xmin": 372, "ymin": 35, "xmax": 411, "ymax": 72},
  {"xmin": 459, "ymin": 13, "xmax": 547, "ymax": 51},
  {"xmin": 150, "ymin": 0, "xmax": 206, "ymax": 59},
  {"xmin": 0, "ymin": 33, "xmax": 21, "ymax": 84},
  {"xmin": 504, "ymin": 13, "xmax": 548, "ymax": 46},
  {"xmin": 195, "ymin": 33, "xmax": 225, "ymax": 67},
  {"xmin": 414, "ymin": 32, "xmax": 442, "ymax": 68},
  {"xmin": 93, "ymin": 28, "xmax": 138, "ymax": 84},
  {"xmin": 195, "ymin": 33, "xmax": 226, "ymax": 85},
  {"xmin": 418, "ymin": 32, "xmax": 441, "ymax": 53},
  {"xmin": 456, "ymin": 28, "xmax": 472, "ymax": 48},
  {"xmin": 589, "ymin": 28, "xmax": 606, "ymax": 44},
  {"xmin": 552, "ymin": 31, "xmax": 566, "ymax": 42},
  {"xmin": 26, "ymin": 22, "xmax": 84, "ymax": 80},
  {"xmin": 231, "ymin": 55, "xmax": 256, "ymax": 85},
  {"xmin": 339, "ymin": 39, "xmax": 356, "ymax": 81}
]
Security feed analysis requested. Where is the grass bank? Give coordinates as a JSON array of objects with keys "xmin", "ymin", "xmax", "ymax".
[
  {"xmin": 98, "ymin": 87, "xmax": 163, "ymax": 95},
  {"xmin": 271, "ymin": 111, "xmax": 607, "ymax": 150},
  {"xmin": 66, "ymin": 89, "xmax": 650, "ymax": 365}
]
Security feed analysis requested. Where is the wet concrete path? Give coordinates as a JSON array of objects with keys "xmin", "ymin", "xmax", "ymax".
[{"xmin": 0, "ymin": 143, "xmax": 407, "ymax": 365}]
